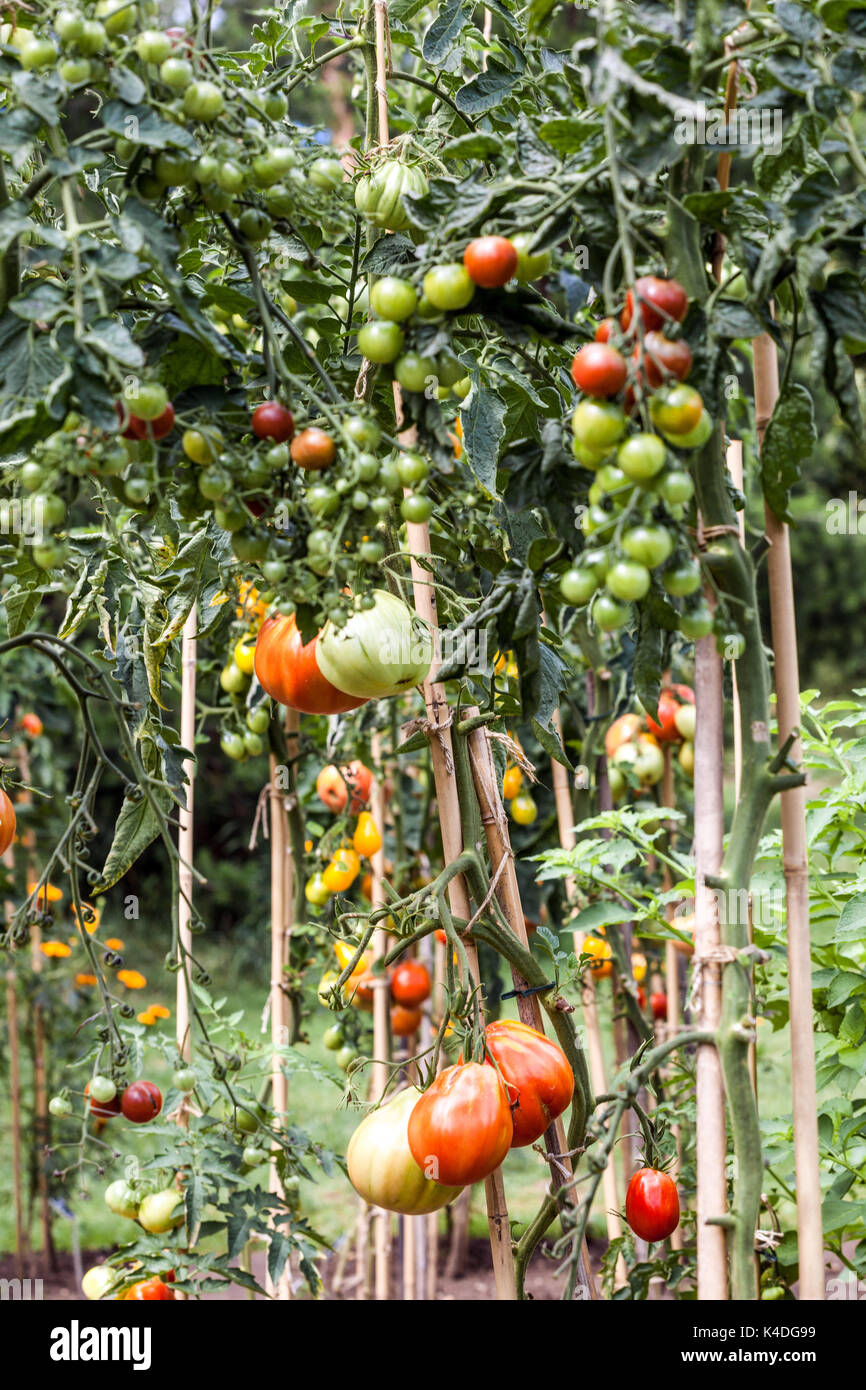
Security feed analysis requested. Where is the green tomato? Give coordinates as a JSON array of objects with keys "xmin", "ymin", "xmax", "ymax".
[
  {"xmin": 511, "ymin": 232, "xmax": 552, "ymax": 282},
  {"xmin": 400, "ymin": 494, "xmax": 433, "ymax": 524},
  {"xmin": 662, "ymin": 557, "xmax": 701, "ymax": 596},
  {"xmin": 198, "ymin": 467, "xmax": 230, "ymax": 501},
  {"xmin": 357, "ymin": 320, "xmax": 404, "ymax": 364},
  {"xmin": 213, "ymin": 501, "xmax": 248, "ymax": 532},
  {"xmin": 718, "ymin": 631, "xmax": 747, "ymax": 660},
  {"xmin": 32, "ymin": 493, "xmax": 67, "ymax": 529},
  {"xmin": 417, "ymin": 293, "xmax": 444, "ymax": 322},
  {"xmin": 220, "ymin": 731, "xmax": 247, "ymax": 760},
  {"xmin": 242, "ymin": 1144, "xmax": 268, "ymax": 1167},
  {"xmin": 370, "ymin": 276, "xmax": 418, "ymax": 322},
  {"xmin": 336, "ymin": 1045, "xmax": 358, "ymax": 1072},
  {"xmin": 104, "ymin": 1180, "xmax": 140, "ymax": 1220},
  {"xmin": 122, "ymin": 380, "xmax": 168, "ymax": 420},
  {"xmin": 605, "ymin": 559, "xmax": 650, "ymax": 602},
  {"xmin": 238, "ymin": 208, "xmax": 272, "ymax": 243},
  {"xmin": 135, "ymin": 28, "xmax": 172, "ymax": 63},
  {"xmin": 55, "ymin": 10, "xmax": 86, "ymax": 43},
  {"xmin": 658, "ymin": 469, "xmax": 694, "ymax": 504},
  {"xmin": 322, "ymin": 1024, "xmax": 344, "ymax": 1051},
  {"xmin": 617, "ymin": 432, "xmax": 667, "ymax": 481},
  {"xmin": 32, "ymin": 540, "xmax": 69, "ymax": 568},
  {"xmin": 572, "ymin": 399, "xmax": 626, "ymax": 451},
  {"xmin": 343, "ymin": 415, "xmax": 381, "ymax": 449},
  {"xmin": 183, "ymin": 80, "xmax": 224, "ymax": 121},
  {"xmin": 216, "ymin": 160, "xmax": 245, "ymax": 193},
  {"xmin": 308, "ymin": 157, "xmax": 344, "ymax": 189},
  {"xmin": 60, "ymin": 57, "xmax": 91, "ymax": 84},
  {"xmin": 621, "ymin": 524, "xmax": 673, "ymax": 568},
  {"xmin": 395, "ymin": 453, "xmax": 429, "ymax": 486},
  {"xmin": 593, "ymin": 593, "xmax": 631, "ymax": 632},
  {"xmin": 77, "ymin": 19, "xmax": 107, "ymax": 53},
  {"xmin": 355, "ymin": 452, "xmax": 379, "ymax": 483},
  {"xmin": 246, "ymin": 706, "xmax": 270, "ymax": 734},
  {"xmin": 49, "ymin": 1095, "xmax": 73, "ymax": 1118},
  {"xmin": 394, "ymin": 352, "xmax": 436, "ymax": 393},
  {"xmin": 159, "ymin": 56, "xmax": 192, "ymax": 89},
  {"xmin": 679, "ymin": 602, "xmax": 713, "ymax": 639},
  {"xmin": 359, "ymin": 540, "xmax": 385, "ymax": 564},
  {"xmin": 306, "ymin": 482, "xmax": 340, "ymax": 517},
  {"xmin": 559, "ymin": 567, "xmax": 598, "ymax": 606},
  {"xmin": 666, "ymin": 408, "xmax": 713, "ymax": 451},
  {"xmin": 595, "ymin": 463, "xmax": 633, "ymax": 501},
  {"xmin": 422, "ymin": 264, "xmax": 475, "ymax": 312},
  {"xmin": 649, "ymin": 384, "xmax": 705, "ymax": 438},
  {"xmin": 220, "ymin": 661, "xmax": 249, "ymax": 694},
  {"xmin": 89, "ymin": 1075, "xmax": 116, "ymax": 1104},
  {"xmin": 243, "ymin": 730, "xmax": 264, "ymax": 757},
  {"xmin": 154, "ymin": 150, "xmax": 195, "ymax": 186},
  {"xmin": 20, "ymin": 37, "xmax": 59, "ymax": 69},
  {"xmin": 571, "ymin": 437, "xmax": 610, "ymax": 470},
  {"xmin": 95, "ymin": 0, "xmax": 137, "ymax": 36},
  {"xmin": 264, "ymin": 91, "xmax": 288, "ymax": 121},
  {"xmin": 173, "ymin": 1067, "xmax": 196, "ymax": 1091},
  {"xmin": 452, "ymin": 377, "xmax": 471, "ymax": 400}
]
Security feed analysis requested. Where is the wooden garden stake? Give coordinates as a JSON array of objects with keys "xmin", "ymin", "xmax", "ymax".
[
  {"xmin": 753, "ymin": 331, "xmax": 824, "ymax": 1299},
  {"xmin": 550, "ymin": 716, "xmax": 627, "ymax": 1284},
  {"xmin": 6, "ymin": 965, "xmax": 25, "ymax": 1279},
  {"xmin": 660, "ymin": 747, "xmax": 683, "ymax": 1252},
  {"xmin": 176, "ymin": 607, "xmax": 197, "ymax": 1070},
  {"xmin": 694, "ymin": 616, "xmax": 729, "ymax": 1299},
  {"xmin": 16, "ymin": 742, "xmax": 53, "ymax": 1269},
  {"xmin": 265, "ymin": 706, "xmax": 298, "ymax": 1301},
  {"xmin": 467, "ymin": 728, "xmax": 599, "ymax": 1301},
  {"xmin": 369, "ymin": 732, "xmax": 393, "ymax": 1299}
]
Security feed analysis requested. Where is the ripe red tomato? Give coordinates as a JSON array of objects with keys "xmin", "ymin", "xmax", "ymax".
[
  {"xmin": 0, "ymin": 789, "xmax": 16, "ymax": 857},
  {"xmin": 120, "ymin": 1080, "xmax": 163, "ymax": 1124},
  {"xmin": 291, "ymin": 427, "xmax": 336, "ymax": 471},
  {"xmin": 20, "ymin": 712, "xmax": 44, "ymax": 736},
  {"xmin": 407, "ymin": 1062, "xmax": 513, "ymax": 1186},
  {"xmin": 622, "ymin": 276, "xmax": 688, "ymax": 332},
  {"xmin": 390, "ymin": 960, "xmax": 431, "ymax": 1007},
  {"xmin": 252, "ymin": 401, "xmax": 295, "ymax": 442},
  {"xmin": 634, "ymin": 331, "xmax": 692, "ymax": 387},
  {"xmin": 637, "ymin": 985, "xmax": 646, "ymax": 1009},
  {"xmin": 645, "ymin": 683, "xmax": 695, "ymax": 742},
  {"xmin": 124, "ymin": 1276, "xmax": 175, "ymax": 1300},
  {"xmin": 570, "ymin": 343, "xmax": 627, "ymax": 397},
  {"xmin": 594, "ymin": 317, "xmax": 618, "ymax": 343},
  {"xmin": 344, "ymin": 760, "xmax": 373, "ymax": 811},
  {"xmin": 463, "ymin": 236, "xmax": 518, "ymax": 288},
  {"xmin": 483, "ymin": 1019, "xmax": 574, "ymax": 1147},
  {"xmin": 254, "ymin": 615, "xmax": 367, "ymax": 716},
  {"xmin": 651, "ymin": 991, "xmax": 668, "ymax": 1021},
  {"xmin": 390, "ymin": 1004, "xmax": 422, "ymax": 1036},
  {"xmin": 625, "ymin": 1166, "xmax": 680, "ymax": 1241}
]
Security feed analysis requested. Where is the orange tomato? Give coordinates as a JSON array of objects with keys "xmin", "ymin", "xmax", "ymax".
[
  {"xmin": 352, "ymin": 811, "xmax": 382, "ymax": 858},
  {"xmin": 0, "ymin": 789, "xmax": 15, "ymax": 857},
  {"xmin": 316, "ymin": 764, "xmax": 348, "ymax": 812},
  {"xmin": 583, "ymin": 936, "xmax": 613, "ymax": 979},
  {"xmin": 390, "ymin": 1004, "xmax": 422, "ymax": 1036},
  {"xmin": 322, "ymin": 846, "xmax": 361, "ymax": 893},
  {"xmin": 20, "ymin": 712, "xmax": 43, "ymax": 737},
  {"xmin": 604, "ymin": 713, "xmax": 642, "ymax": 759},
  {"xmin": 502, "ymin": 766, "xmax": 523, "ymax": 800}
]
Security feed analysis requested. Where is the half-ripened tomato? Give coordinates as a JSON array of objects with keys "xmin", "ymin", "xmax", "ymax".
[
  {"xmin": 254, "ymin": 615, "xmax": 367, "ymax": 715},
  {"xmin": 407, "ymin": 1062, "xmax": 513, "ymax": 1186}
]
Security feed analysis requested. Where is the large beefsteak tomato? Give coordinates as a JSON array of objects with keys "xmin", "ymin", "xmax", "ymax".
[
  {"xmin": 254, "ymin": 615, "xmax": 367, "ymax": 715},
  {"xmin": 407, "ymin": 1062, "xmax": 513, "ymax": 1186},
  {"xmin": 0, "ymin": 789, "xmax": 15, "ymax": 856},
  {"xmin": 347, "ymin": 1086, "xmax": 463, "ymax": 1214},
  {"xmin": 484, "ymin": 1019, "xmax": 574, "ymax": 1147},
  {"xmin": 316, "ymin": 590, "xmax": 433, "ymax": 699}
]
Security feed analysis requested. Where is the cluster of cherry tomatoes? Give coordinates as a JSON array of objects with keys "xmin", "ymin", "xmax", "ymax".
[
  {"xmin": 604, "ymin": 681, "xmax": 696, "ymax": 798},
  {"xmin": 560, "ymin": 276, "xmax": 716, "ymax": 641},
  {"xmin": 322, "ymin": 952, "xmax": 433, "ymax": 1071}
]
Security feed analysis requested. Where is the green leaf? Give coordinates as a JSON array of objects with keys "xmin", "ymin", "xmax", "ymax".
[
  {"xmin": 101, "ymin": 101, "xmax": 198, "ymax": 151},
  {"xmin": 462, "ymin": 380, "xmax": 506, "ymax": 496},
  {"xmin": 634, "ymin": 605, "xmax": 663, "ymax": 721},
  {"xmin": 81, "ymin": 317, "xmax": 145, "ymax": 370},
  {"xmin": 422, "ymin": 0, "xmax": 471, "ymax": 65},
  {"xmin": 455, "ymin": 62, "xmax": 519, "ymax": 115},
  {"xmin": 761, "ymin": 382, "xmax": 816, "ymax": 522},
  {"xmin": 570, "ymin": 902, "xmax": 633, "ymax": 933}
]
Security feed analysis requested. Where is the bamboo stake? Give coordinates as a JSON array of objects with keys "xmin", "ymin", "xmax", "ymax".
[
  {"xmin": 694, "ymin": 613, "xmax": 729, "ymax": 1299},
  {"xmin": 266, "ymin": 707, "xmax": 297, "ymax": 1301},
  {"xmin": 659, "ymin": 748, "xmax": 684, "ymax": 1252},
  {"xmin": 176, "ymin": 607, "xmax": 197, "ymax": 1070},
  {"xmin": 753, "ymin": 332, "xmax": 823, "ymax": 1300},
  {"xmin": 16, "ymin": 742, "xmax": 53, "ymax": 1269},
  {"xmin": 550, "ymin": 715, "xmax": 627, "ymax": 1285},
  {"xmin": 369, "ymin": 733, "xmax": 393, "ymax": 1299},
  {"xmin": 467, "ymin": 729, "xmax": 599, "ymax": 1300},
  {"xmin": 6, "ymin": 966, "xmax": 25, "ymax": 1279}
]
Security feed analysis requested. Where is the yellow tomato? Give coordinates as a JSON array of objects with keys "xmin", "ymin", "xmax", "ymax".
[
  {"xmin": 235, "ymin": 579, "xmax": 267, "ymax": 627},
  {"xmin": 182, "ymin": 428, "xmax": 222, "ymax": 465},
  {"xmin": 583, "ymin": 936, "xmax": 613, "ymax": 979},
  {"xmin": 322, "ymin": 846, "xmax": 361, "ymax": 893},
  {"xmin": 631, "ymin": 952, "xmax": 647, "ymax": 984},
  {"xmin": 352, "ymin": 812, "xmax": 383, "ymax": 858},
  {"xmin": 511, "ymin": 792, "xmax": 537, "ymax": 825},
  {"xmin": 234, "ymin": 636, "xmax": 256, "ymax": 675},
  {"xmin": 502, "ymin": 766, "xmax": 523, "ymax": 800},
  {"xmin": 333, "ymin": 939, "xmax": 371, "ymax": 988}
]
